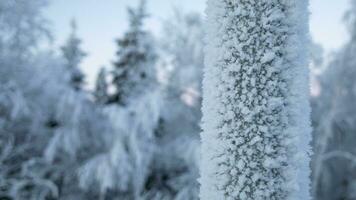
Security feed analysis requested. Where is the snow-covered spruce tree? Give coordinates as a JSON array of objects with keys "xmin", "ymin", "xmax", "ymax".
[
  {"xmin": 77, "ymin": 2, "xmax": 161, "ymax": 199},
  {"xmin": 94, "ymin": 67, "xmax": 109, "ymax": 104},
  {"xmin": 0, "ymin": 0, "xmax": 50, "ymax": 62},
  {"xmin": 61, "ymin": 20, "xmax": 86, "ymax": 90},
  {"xmin": 111, "ymin": 0, "xmax": 157, "ymax": 105},
  {"xmin": 161, "ymin": 10, "xmax": 204, "ymax": 134},
  {"xmin": 312, "ymin": 1, "xmax": 356, "ymax": 199},
  {"xmin": 142, "ymin": 11, "xmax": 204, "ymax": 200},
  {"xmin": 0, "ymin": 1, "xmax": 59, "ymax": 199},
  {"xmin": 201, "ymin": 1, "xmax": 312, "ymax": 200}
]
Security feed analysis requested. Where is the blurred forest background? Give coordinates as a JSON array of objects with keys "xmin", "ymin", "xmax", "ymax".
[{"xmin": 0, "ymin": 0, "xmax": 356, "ymax": 199}]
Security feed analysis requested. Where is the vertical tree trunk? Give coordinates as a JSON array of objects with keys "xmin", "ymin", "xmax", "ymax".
[{"xmin": 200, "ymin": 1, "xmax": 312, "ymax": 199}]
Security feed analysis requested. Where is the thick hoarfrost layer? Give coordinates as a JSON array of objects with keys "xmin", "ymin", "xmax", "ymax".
[{"xmin": 201, "ymin": 0, "xmax": 312, "ymax": 199}]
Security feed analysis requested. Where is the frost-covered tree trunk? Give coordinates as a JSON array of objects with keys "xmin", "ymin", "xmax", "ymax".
[{"xmin": 201, "ymin": 1, "xmax": 312, "ymax": 200}]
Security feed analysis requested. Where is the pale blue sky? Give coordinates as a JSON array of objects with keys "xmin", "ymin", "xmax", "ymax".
[{"xmin": 46, "ymin": 0, "xmax": 350, "ymax": 86}]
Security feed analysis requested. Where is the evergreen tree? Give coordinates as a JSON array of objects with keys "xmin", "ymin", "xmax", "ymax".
[
  {"xmin": 111, "ymin": 0, "xmax": 157, "ymax": 105},
  {"xmin": 61, "ymin": 20, "xmax": 87, "ymax": 90},
  {"xmin": 0, "ymin": 1, "xmax": 63, "ymax": 199},
  {"xmin": 201, "ymin": 1, "xmax": 312, "ymax": 199},
  {"xmin": 94, "ymin": 67, "xmax": 109, "ymax": 104},
  {"xmin": 77, "ymin": 2, "xmax": 161, "ymax": 199},
  {"xmin": 161, "ymin": 11, "xmax": 204, "ymax": 133},
  {"xmin": 0, "ymin": 0, "xmax": 50, "ymax": 62},
  {"xmin": 145, "ymin": 11, "xmax": 205, "ymax": 200},
  {"xmin": 312, "ymin": 1, "xmax": 356, "ymax": 199}
]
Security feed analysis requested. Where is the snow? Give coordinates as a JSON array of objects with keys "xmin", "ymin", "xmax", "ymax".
[{"xmin": 0, "ymin": 0, "xmax": 319, "ymax": 199}]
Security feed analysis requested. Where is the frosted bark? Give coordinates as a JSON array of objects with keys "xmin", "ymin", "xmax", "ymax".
[{"xmin": 201, "ymin": 0, "xmax": 312, "ymax": 199}]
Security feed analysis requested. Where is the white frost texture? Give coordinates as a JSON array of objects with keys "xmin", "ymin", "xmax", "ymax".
[{"xmin": 200, "ymin": 0, "xmax": 312, "ymax": 200}]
